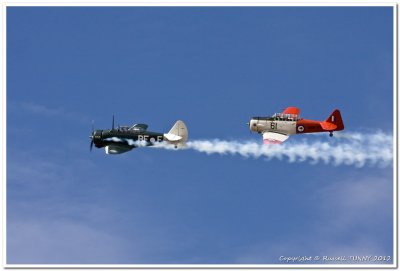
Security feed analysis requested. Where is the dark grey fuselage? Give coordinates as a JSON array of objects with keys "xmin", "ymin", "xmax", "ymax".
[{"xmin": 93, "ymin": 128, "xmax": 164, "ymax": 151}]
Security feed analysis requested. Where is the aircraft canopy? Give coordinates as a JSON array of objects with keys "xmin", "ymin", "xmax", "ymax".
[
  {"xmin": 272, "ymin": 113, "xmax": 300, "ymax": 121},
  {"xmin": 129, "ymin": 124, "xmax": 148, "ymax": 131},
  {"xmin": 118, "ymin": 126, "xmax": 130, "ymax": 131}
]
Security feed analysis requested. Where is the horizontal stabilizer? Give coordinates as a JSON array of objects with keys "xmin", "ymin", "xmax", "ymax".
[
  {"xmin": 263, "ymin": 132, "xmax": 289, "ymax": 144},
  {"xmin": 163, "ymin": 133, "xmax": 183, "ymax": 142},
  {"xmin": 324, "ymin": 109, "xmax": 344, "ymax": 131},
  {"xmin": 163, "ymin": 120, "xmax": 188, "ymax": 148},
  {"xmin": 320, "ymin": 121, "xmax": 337, "ymax": 131}
]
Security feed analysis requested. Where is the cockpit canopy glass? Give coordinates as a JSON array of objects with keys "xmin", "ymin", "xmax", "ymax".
[
  {"xmin": 118, "ymin": 126, "xmax": 130, "ymax": 131},
  {"xmin": 272, "ymin": 113, "xmax": 299, "ymax": 121},
  {"xmin": 251, "ymin": 113, "xmax": 300, "ymax": 121},
  {"xmin": 129, "ymin": 124, "xmax": 148, "ymax": 131}
]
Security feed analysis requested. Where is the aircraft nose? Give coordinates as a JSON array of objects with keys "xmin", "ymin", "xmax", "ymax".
[
  {"xmin": 249, "ymin": 119, "xmax": 257, "ymax": 132},
  {"xmin": 92, "ymin": 130, "xmax": 103, "ymax": 144}
]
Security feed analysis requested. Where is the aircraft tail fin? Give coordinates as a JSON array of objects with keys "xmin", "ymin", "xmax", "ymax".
[
  {"xmin": 163, "ymin": 120, "xmax": 188, "ymax": 147},
  {"xmin": 322, "ymin": 109, "xmax": 344, "ymax": 131}
]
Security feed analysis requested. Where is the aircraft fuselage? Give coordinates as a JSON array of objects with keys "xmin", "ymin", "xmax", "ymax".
[
  {"xmin": 249, "ymin": 117, "xmax": 328, "ymax": 135},
  {"xmin": 93, "ymin": 129, "xmax": 164, "ymax": 149}
]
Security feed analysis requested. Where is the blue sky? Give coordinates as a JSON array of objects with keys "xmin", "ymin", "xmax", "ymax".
[{"xmin": 6, "ymin": 6, "xmax": 394, "ymax": 264}]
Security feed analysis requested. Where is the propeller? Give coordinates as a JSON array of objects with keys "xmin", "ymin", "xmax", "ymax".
[
  {"xmin": 247, "ymin": 117, "xmax": 251, "ymax": 134},
  {"xmin": 89, "ymin": 120, "xmax": 94, "ymax": 152}
]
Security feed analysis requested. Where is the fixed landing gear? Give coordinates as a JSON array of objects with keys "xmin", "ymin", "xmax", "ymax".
[{"xmin": 329, "ymin": 131, "xmax": 333, "ymax": 137}]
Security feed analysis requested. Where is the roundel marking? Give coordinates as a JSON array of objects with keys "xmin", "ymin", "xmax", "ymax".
[
  {"xmin": 297, "ymin": 125, "xmax": 304, "ymax": 132},
  {"xmin": 150, "ymin": 137, "xmax": 156, "ymax": 143}
]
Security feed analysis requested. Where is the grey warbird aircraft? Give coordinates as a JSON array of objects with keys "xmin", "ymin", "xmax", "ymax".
[{"xmin": 89, "ymin": 116, "xmax": 188, "ymax": 154}]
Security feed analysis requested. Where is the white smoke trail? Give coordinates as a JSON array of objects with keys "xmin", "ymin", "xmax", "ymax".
[
  {"xmin": 159, "ymin": 131, "xmax": 393, "ymax": 168},
  {"xmin": 103, "ymin": 137, "xmax": 149, "ymax": 147}
]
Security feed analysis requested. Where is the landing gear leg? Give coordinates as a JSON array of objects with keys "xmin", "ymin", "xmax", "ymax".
[{"xmin": 329, "ymin": 131, "xmax": 333, "ymax": 137}]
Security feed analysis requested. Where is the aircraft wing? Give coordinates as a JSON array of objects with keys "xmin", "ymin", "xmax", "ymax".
[
  {"xmin": 105, "ymin": 145, "xmax": 134, "ymax": 154},
  {"xmin": 282, "ymin": 107, "xmax": 300, "ymax": 116},
  {"xmin": 262, "ymin": 132, "xmax": 289, "ymax": 144}
]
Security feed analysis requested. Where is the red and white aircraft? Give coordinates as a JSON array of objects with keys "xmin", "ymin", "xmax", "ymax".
[{"xmin": 248, "ymin": 107, "xmax": 344, "ymax": 144}]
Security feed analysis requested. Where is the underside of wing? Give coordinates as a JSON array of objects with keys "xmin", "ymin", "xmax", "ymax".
[
  {"xmin": 262, "ymin": 132, "xmax": 289, "ymax": 144},
  {"xmin": 105, "ymin": 145, "xmax": 134, "ymax": 154},
  {"xmin": 282, "ymin": 107, "xmax": 300, "ymax": 116}
]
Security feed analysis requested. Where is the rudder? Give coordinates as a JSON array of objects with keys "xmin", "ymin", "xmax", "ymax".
[
  {"xmin": 164, "ymin": 120, "xmax": 188, "ymax": 146},
  {"xmin": 324, "ymin": 109, "xmax": 344, "ymax": 131}
]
